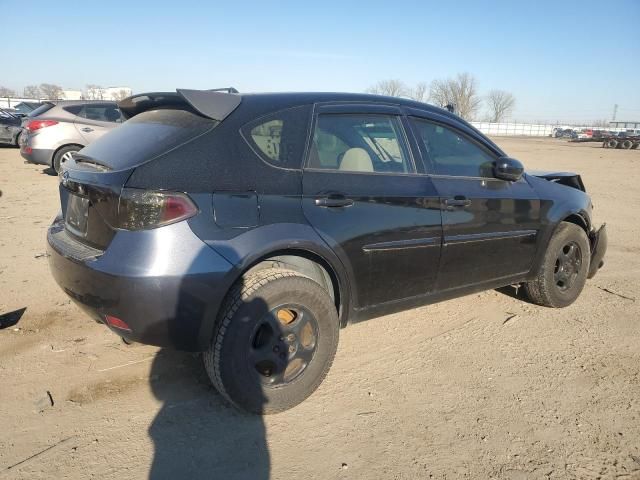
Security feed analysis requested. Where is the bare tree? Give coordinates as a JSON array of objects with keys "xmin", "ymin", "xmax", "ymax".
[
  {"xmin": 486, "ymin": 90, "xmax": 515, "ymax": 122},
  {"xmin": 409, "ymin": 82, "xmax": 428, "ymax": 103},
  {"xmin": 0, "ymin": 86, "xmax": 16, "ymax": 97},
  {"xmin": 85, "ymin": 84, "xmax": 104, "ymax": 100},
  {"xmin": 429, "ymin": 73, "xmax": 481, "ymax": 120},
  {"xmin": 23, "ymin": 85, "xmax": 41, "ymax": 99},
  {"xmin": 366, "ymin": 79, "xmax": 409, "ymax": 97},
  {"xmin": 111, "ymin": 89, "xmax": 130, "ymax": 101},
  {"xmin": 39, "ymin": 83, "xmax": 63, "ymax": 100}
]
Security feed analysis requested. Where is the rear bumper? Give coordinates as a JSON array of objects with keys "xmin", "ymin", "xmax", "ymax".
[
  {"xmin": 20, "ymin": 146, "xmax": 53, "ymax": 166},
  {"xmin": 47, "ymin": 216, "xmax": 235, "ymax": 351},
  {"xmin": 588, "ymin": 223, "xmax": 607, "ymax": 279}
]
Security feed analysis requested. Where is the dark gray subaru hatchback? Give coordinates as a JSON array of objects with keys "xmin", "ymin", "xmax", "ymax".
[{"xmin": 48, "ymin": 89, "xmax": 607, "ymax": 413}]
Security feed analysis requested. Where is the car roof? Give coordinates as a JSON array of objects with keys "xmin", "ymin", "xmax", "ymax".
[
  {"xmin": 239, "ymin": 91, "xmax": 451, "ymax": 114},
  {"xmin": 120, "ymin": 89, "xmax": 457, "ymax": 122},
  {"xmin": 118, "ymin": 89, "xmax": 503, "ymax": 155},
  {"xmin": 46, "ymin": 100, "xmax": 118, "ymax": 107}
]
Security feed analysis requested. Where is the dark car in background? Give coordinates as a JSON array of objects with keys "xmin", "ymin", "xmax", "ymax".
[
  {"xmin": 20, "ymin": 100, "xmax": 123, "ymax": 172},
  {"xmin": 47, "ymin": 89, "xmax": 607, "ymax": 414},
  {"xmin": 0, "ymin": 108, "xmax": 22, "ymax": 146}
]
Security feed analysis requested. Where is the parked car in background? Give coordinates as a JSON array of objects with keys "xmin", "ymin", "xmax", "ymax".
[
  {"xmin": 0, "ymin": 108, "xmax": 22, "ymax": 146},
  {"xmin": 20, "ymin": 100, "xmax": 123, "ymax": 172},
  {"xmin": 47, "ymin": 89, "xmax": 607, "ymax": 414},
  {"xmin": 560, "ymin": 129, "xmax": 578, "ymax": 139}
]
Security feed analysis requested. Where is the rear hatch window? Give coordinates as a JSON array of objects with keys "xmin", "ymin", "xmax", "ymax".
[
  {"xmin": 77, "ymin": 109, "xmax": 217, "ymax": 171},
  {"xmin": 28, "ymin": 102, "xmax": 55, "ymax": 117}
]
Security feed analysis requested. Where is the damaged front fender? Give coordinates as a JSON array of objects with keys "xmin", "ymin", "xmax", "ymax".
[{"xmin": 588, "ymin": 224, "xmax": 607, "ymax": 279}]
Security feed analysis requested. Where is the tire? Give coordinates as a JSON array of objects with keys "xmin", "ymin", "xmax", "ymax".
[
  {"xmin": 14, "ymin": 131, "xmax": 22, "ymax": 148},
  {"xmin": 631, "ymin": 142, "xmax": 639, "ymax": 150},
  {"xmin": 204, "ymin": 268, "xmax": 339, "ymax": 414},
  {"xmin": 52, "ymin": 145, "xmax": 81, "ymax": 173},
  {"xmin": 621, "ymin": 140, "xmax": 633, "ymax": 150},
  {"xmin": 524, "ymin": 222, "xmax": 590, "ymax": 308},
  {"xmin": 607, "ymin": 139, "xmax": 618, "ymax": 149}
]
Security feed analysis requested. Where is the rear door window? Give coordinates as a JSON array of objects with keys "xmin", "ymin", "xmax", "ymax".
[
  {"xmin": 307, "ymin": 114, "xmax": 413, "ymax": 174},
  {"xmin": 241, "ymin": 105, "xmax": 312, "ymax": 169}
]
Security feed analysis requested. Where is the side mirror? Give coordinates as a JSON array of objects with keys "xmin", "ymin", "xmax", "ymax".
[{"xmin": 493, "ymin": 157, "xmax": 524, "ymax": 182}]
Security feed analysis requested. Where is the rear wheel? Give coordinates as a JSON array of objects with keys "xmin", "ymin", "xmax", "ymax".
[
  {"xmin": 524, "ymin": 222, "xmax": 590, "ymax": 308},
  {"xmin": 607, "ymin": 139, "xmax": 618, "ymax": 149},
  {"xmin": 621, "ymin": 139, "xmax": 633, "ymax": 150},
  {"xmin": 204, "ymin": 268, "xmax": 339, "ymax": 414},
  {"xmin": 53, "ymin": 145, "xmax": 81, "ymax": 173}
]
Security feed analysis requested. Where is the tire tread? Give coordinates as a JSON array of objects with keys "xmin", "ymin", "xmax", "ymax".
[
  {"xmin": 204, "ymin": 268, "xmax": 335, "ymax": 413},
  {"xmin": 524, "ymin": 222, "xmax": 589, "ymax": 308}
]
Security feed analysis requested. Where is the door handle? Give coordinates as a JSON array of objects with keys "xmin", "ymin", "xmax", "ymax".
[
  {"xmin": 315, "ymin": 196, "xmax": 354, "ymax": 208},
  {"xmin": 444, "ymin": 196, "xmax": 471, "ymax": 208},
  {"xmin": 81, "ymin": 127, "xmax": 94, "ymax": 132}
]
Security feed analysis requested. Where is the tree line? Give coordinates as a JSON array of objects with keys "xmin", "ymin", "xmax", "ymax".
[
  {"xmin": 366, "ymin": 73, "xmax": 515, "ymax": 122},
  {"xmin": 0, "ymin": 84, "xmax": 129, "ymax": 101}
]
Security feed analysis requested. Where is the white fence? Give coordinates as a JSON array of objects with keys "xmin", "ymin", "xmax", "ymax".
[
  {"xmin": 0, "ymin": 97, "xmax": 39, "ymax": 109},
  {"xmin": 470, "ymin": 122, "xmax": 556, "ymax": 137},
  {"xmin": 470, "ymin": 122, "xmax": 634, "ymax": 137}
]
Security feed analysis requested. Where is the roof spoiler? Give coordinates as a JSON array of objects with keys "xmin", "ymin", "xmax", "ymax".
[{"xmin": 118, "ymin": 88, "xmax": 241, "ymax": 121}]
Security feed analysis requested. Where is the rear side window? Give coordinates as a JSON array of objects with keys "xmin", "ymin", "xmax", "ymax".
[
  {"xmin": 77, "ymin": 104, "xmax": 123, "ymax": 123},
  {"xmin": 63, "ymin": 105, "xmax": 83, "ymax": 115},
  {"xmin": 411, "ymin": 118, "xmax": 496, "ymax": 177},
  {"xmin": 241, "ymin": 105, "xmax": 311, "ymax": 169}
]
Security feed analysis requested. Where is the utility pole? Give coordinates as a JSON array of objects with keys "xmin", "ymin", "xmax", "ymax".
[{"xmin": 612, "ymin": 104, "xmax": 618, "ymax": 122}]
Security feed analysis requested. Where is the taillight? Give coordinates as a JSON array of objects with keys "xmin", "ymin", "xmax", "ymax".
[
  {"xmin": 26, "ymin": 119, "xmax": 58, "ymax": 131},
  {"xmin": 114, "ymin": 188, "xmax": 198, "ymax": 230}
]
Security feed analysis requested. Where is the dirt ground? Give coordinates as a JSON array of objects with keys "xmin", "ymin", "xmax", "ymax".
[{"xmin": 0, "ymin": 138, "xmax": 639, "ymax": 480}]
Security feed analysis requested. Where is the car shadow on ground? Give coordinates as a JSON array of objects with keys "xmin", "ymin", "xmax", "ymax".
[
  {"xmin": 41, "ymin": 167, "xmax": 56, "ymax": 176},
  {"xmin": 495, "ymin": 284, "xmax": 537, "ymax": 304},
  {"xmin": 148, "ymin": 349, "xmax": 269, "ymax": 480},
  {"xmin": 0, "ymin": 307, "xmax": 27, "ymax": 329}
]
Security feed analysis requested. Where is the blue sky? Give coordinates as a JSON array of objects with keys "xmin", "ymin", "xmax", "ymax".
[{"xmin": 4, "ymin": 0, "xmax": 639, "ymax": 122}]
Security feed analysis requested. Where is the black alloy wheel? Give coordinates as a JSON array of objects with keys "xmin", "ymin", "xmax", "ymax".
[
  {"xmin": 554, "ymin": 241, "xmax": 582, "ymax": 291},
  {"xmin": 250, "ymin": 305, "xmax": 318, "ymax": 386}
]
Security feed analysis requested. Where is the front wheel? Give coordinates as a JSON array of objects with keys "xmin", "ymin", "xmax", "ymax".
[
  {"xmin": 524, "ymin": 222, "xmax": 590, "ymax": 308},
  {"xmin": 204, "ymin": 268, "xmax": 339, "ymax": 414}
]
